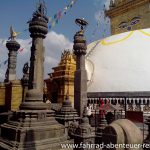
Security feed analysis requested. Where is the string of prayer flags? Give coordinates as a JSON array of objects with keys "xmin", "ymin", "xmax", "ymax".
[
  {"xmin": 57, "ymin": 11, "xmax": 62, "ymax": 19},
  {"xmin": 48, "ymin": 0, "xmax": 77, "ymax": 30}
]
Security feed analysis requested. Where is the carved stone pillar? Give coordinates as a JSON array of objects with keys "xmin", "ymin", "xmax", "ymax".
[
  {"xmin": 74, "ymin": 19, "xmax": 88, "ymax": 117},
  {"xmin": 5, "ymin": 40, "xmax": 20, "ymax": 82}
]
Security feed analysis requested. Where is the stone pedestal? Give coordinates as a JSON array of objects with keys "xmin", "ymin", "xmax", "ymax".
[
  {"xmin": 96, "ymin": 117, "xmax": 107, "ymax": 144},
  {"xmin": 0, "ymin": 109, "xmax": 70, "ymax": 150},
  {"xmin": 55, "ymin": 95, "xmax": 80, "ymax": 135},
  {"xmin": 4, "ymin": 80, "xmax": 23, "ymax": 111},
  {"xmin": 5, "ymin": 40, "xmax": 20, "ymax": 82},
  {"xmin": 70, "ymin": 116, "xmax": 95, "ymax": 150}
]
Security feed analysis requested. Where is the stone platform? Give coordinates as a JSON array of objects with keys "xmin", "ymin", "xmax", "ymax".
[{"xmin": 0, "ymin": 109, "xmax": 72, "ymax": 150}]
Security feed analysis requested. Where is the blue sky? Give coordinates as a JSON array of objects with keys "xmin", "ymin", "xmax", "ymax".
[
  {"xmin": 0, "ymin": 0, "xmax": 110, "ymax": 42},
  {"xmin": 0, "ymin": 0, "xmax": 111, "ymax": 80}
]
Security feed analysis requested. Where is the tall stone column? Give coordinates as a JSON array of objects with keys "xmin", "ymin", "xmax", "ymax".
[
  {"xmin": 20, "ymin": 2, "xmax": 49, "ymax": 110},
  {"xmin": 74, "ymin": 19, "xmax": 88, "ymax": 117},
  {"xmin": 28, "ymin": 4, "xmax": 48, "ymax": 92},
  {"xmin": 5, "ymin": 34, "xmax": 20, "ymax": 82}
]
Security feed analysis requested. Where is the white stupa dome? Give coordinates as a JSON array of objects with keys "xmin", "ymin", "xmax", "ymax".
[{"xmin": 86, "ymin": 28, "xmax": 150, "ymax": 92}]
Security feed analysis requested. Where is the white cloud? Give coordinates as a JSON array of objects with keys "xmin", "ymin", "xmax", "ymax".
[
  {"xmin": 0, "ymin": 31, "xmax": 73, "ymax": 81},
  {"xmin": 44, "ymin": 31, "xmax": 73, "ymax": 78}
]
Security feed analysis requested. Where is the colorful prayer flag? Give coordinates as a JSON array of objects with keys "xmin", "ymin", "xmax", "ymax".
[
  {"xmin": 56, "ymin": 19, "xmax": 58, "ymax": 24},
  {"xmin": 52, "ymin": 21, "xmax": 56, "ymax": 27},
  {"xmin": 48, "ymin": 17, "xmax": 52, "ymax": 22},
  {"xmin": 49, "ymin": 24, "xmax": 52, "ymax": 29},
  {"xmin": 57, "ymin": 11, "xmax": 62, "ymax": 19}
]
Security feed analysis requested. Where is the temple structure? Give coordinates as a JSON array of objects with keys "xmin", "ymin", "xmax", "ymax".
[
  {"xmin": 45, "ymin": 50, "xmax": 76, "ymax": 105},
  {"xmin": 106, "ymin": 0, "xmax": 150, "ymax": 34}
]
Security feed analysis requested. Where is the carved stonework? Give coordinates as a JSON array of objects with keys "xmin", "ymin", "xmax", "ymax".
[
  {"xmin": 74, "ymin": 19, "xmax": 88, "ymax": 117},
  {"xmin": 5, "ymin": 40, "xmax": 20, "ymax": 81},
  {"xmin": 73, "ymin": 31, "xmax": 87, "ymax": 55},
  {"xmin": 69, "ymin": 116, "xmax": 95, "ymax": 150},
  {"xmin": 28, "ymin": 2, "xmax": 48, "ymax": 91},
  {"xmin": 55, "ymin": 95, "xmax": 79, "ymax": 135}
]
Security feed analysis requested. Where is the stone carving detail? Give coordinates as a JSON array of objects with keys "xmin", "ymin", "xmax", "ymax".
[
  {"xmin": 73, "ymin": 31, "xmax": 87, "ymax": 55},
  {"xmin": 68, "ymin": 121, "xmax": 79, "ymax": 136},
  {"xmin": 5, "ymin": 37, "xmax": 20, "ymax": 81},
  {"xmin": 73, "ymin": 19, "xmax": 88, "ymax": 117},
  {"xmin": 38, "ymin": 112, "xmax": 46, "ymax": 120}
]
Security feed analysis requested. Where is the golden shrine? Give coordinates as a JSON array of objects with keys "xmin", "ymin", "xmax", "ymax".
[{"xmin": 45, "ymin": 50, "xmax": 76, "ymax": 106}]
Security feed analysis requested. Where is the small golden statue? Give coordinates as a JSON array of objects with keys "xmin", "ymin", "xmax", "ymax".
[{"xmin": 9, "ymin": 26, "xmax": 20, "ymax": 40}]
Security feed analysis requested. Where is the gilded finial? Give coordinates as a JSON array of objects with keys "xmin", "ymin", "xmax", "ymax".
[{"xmin": 9, "ymin": 26, "xmax": 20, "ymax": 41}]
